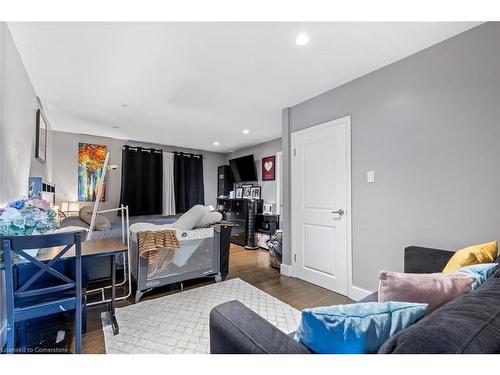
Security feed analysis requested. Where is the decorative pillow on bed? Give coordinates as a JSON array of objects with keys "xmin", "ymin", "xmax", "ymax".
[
  {"xmin": 196, "ymin": 211, "xmax": 222, "ymax": 228},
  {"xmin": 79, "ymin": 206, "xmax": 111, "ymax": 231},
  {"xmin": 60, "ymin": 216, "xmax": 90, "ymax": 229},
  {"xmin": 378, "ymin": 271, "xmax": 475, "ymax": 313}
]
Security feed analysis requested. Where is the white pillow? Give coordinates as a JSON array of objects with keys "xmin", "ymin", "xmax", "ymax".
[
  {"xmin": 196, "ymin": 211, "xmax": 222, "ymax": 228},
  {"xmin": 173, "ymin": 205, "xmax": 209, "ymax": 230}
]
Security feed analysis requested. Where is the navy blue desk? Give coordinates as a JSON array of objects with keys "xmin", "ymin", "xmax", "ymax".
[{"xmin": 5, "ymin": 238, "xmax": 127, "ymax": 336}]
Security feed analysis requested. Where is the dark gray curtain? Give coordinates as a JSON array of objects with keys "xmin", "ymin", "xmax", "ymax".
[
  {"xmin": 174, "ymin": 152, "xmax": 205, "ymax": 213},
  {"xmin": 119, "ymin": 146, "xmax": 163, "ymax": 216}
]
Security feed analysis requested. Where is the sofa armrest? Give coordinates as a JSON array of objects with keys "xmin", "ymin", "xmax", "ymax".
[
  {"xmin": 404, "ymin": 246, "xmax": 454, "ymax": 273},
  {"xmin": 209, "ymin": 300, "xmax": 311, "ymax": 354}
]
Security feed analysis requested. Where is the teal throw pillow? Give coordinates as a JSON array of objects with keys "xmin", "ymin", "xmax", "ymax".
[
  {"xmin": 294, "ymin": 301, "xmax": 427, "ymax": 354},
  {"xmin": 457, "ymin": 263, "xmax": 498, "ymax": 290}
]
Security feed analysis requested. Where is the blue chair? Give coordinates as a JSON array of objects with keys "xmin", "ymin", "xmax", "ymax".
[{"xmin": 1, "ymin": 231, "xmax": 86, "ymax": 354}]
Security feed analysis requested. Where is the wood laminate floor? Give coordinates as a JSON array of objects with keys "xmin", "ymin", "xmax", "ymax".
[{"xmin": 78, "ymin": 244, "xmax": 352, "ymax": 354}]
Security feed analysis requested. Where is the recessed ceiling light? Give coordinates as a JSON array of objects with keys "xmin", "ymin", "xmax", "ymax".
[
  {"xmin": 112, "ymin": 125, "xmax": 120, "ymax": 129},
  {"xmin": 242, "ymin": 129, "xmax": 250, "ymax": 134},
  {"xmin": 295, "ymin": 33, "xmax": 310, "ymax": 46},
  {"xmin": 121, "ymin": 104, "xmax": 131, "ymax": 108},
  {"xmin": 213, "ymin": 141, "xmax": 220, "ymax": 146}
]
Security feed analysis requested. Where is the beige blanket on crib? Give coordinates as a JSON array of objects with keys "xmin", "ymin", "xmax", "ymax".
[{"xmin": 137, "ymin": 230, "xmax": 181, "ymax": 279}]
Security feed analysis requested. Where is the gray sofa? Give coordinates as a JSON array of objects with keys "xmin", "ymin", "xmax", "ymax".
[{"xmin": 209, "ymin": 246, "xmax": 500, "ymax": 354}]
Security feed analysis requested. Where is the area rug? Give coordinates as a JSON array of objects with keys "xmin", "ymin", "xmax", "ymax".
[{"xmin": 102, "ymin": 278, "xmax": 301, "ymax": 354}]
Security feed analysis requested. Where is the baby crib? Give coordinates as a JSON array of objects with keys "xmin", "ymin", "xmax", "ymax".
[{"xmin": 130, "ymin": 225, "xmax": 230, "ymax": 303}]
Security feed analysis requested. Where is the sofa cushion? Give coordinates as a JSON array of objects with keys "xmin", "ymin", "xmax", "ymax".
[{"xmin": 379, "ymin": 265, "xmax": 500, "ymax": 353}]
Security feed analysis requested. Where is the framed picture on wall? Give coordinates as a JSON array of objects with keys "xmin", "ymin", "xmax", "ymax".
[
  {"xmin": 242, "ymin": 185, "xmax": 252, "ymax": 199},
  {"xmin": 235, "ymin": 187, "xmax": 243, "ymax": 199},
  {"xmin": 250, "ymin": 186, "xmax": 261, "ymax": 199},
  {"xmin": 262, "ymin": 155, "xmax": 275, "ymax": 181},
  {"xmin": 78, "ymin": 143, "xmax": 107, "ymax": 202},
  {"xmin": 35, "ymin": 109, "xmax": 48, "ymax": 163}
]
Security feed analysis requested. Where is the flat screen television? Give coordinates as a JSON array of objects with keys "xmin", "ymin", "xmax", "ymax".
[{"xmin": 229, "ymin": 154, "xmax": 257, "ymax": 182}]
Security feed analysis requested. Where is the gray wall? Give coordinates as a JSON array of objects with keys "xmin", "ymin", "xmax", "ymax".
[
  {"xmin": 52, "ymin": 130, "xmax": 227, "ymax": 211},
  {"xmin": 227, "ymin": 138, "xmax": 282, "ymax": 204},
  {"xmin": 284, "ymin": 22, "xmax": 500, "ymax": 291},
  {"xmin": 0, "ymin": 23, "xmax": 52, "ymax": 206},
  {"xmin": 0, "ymin": 22, "xmax": 53, "ymax": 348}
]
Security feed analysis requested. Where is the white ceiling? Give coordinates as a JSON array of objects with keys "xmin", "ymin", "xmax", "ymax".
[{"xmin": 9, "ymin": 22, "xmax": 480, "ymax": 153}]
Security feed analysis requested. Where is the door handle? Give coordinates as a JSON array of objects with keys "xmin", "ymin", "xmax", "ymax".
[{"xmin": 331, "ymin": 209, "xmax": 345, "ymax": 216}]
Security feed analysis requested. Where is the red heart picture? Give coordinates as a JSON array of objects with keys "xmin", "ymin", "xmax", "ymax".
[{"xmin": 262, "ymin": 155, "xmax": 275, "ymax": 181}]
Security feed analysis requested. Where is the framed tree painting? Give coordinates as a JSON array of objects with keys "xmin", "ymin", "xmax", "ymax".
[
  {"xmin": 262, "ymin": 155, "xmax": 275, "ymax": 181},
  {"xmin": 78, "ymin": 143, "xmax": 107, "ymax": 201}
]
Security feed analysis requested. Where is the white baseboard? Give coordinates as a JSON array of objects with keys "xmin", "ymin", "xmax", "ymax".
[
  {"xmin": 280, "ymin": 263, "xmax": 294, "ymax": 277},
  {"xmin": 0, "ymin": 320, "xmax": 6, "ymax": 350},
  {"xmin": 348, "ymin": 285, "xmax": 373, "ymax": 301},
  {"xmin": 280, "ymin": 265, "xmax": 371, "ymax": 301}
]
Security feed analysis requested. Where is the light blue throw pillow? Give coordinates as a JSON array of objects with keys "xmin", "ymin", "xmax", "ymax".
[
  {"xmin": 457, "ymin": 263, "xmax": 498, "ymax": 290},
  {"xmin": 294, "ymin": 301, "xmax": 427, "ymax": 354}
]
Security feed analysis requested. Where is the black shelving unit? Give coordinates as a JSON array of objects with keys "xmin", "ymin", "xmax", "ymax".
[{"xmin": 216, "ymin": 198, "xmax": 263, "ymax": 246}]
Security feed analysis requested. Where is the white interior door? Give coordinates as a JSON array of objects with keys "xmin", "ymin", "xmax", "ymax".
[{"xmin": 291, "ymin": 116, "xmax": 351, "ymax": 295}]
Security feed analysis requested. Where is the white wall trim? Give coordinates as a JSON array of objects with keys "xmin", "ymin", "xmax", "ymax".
[
  {"xmin": 344, "ymin": 115, "xmax": 356, "ymax": 302},
  {"xmin": 276, "ymin": 151, "xmax": 283, "ymax": 217},
  {"xmin": 349, "ymin": 285, "xmax": 373, "ymax": 302},
  {"xmin": 0, "ymin": 321, "xmax": 6, "ymax": 351},
  {"xmin": 280, "ymin": 263, "xmax": 294, "ymax": 277}
]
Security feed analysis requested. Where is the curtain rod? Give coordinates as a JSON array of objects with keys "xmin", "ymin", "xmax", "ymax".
[
  {"xmin": 122, "ymin": 146, "xmax": 162, "ymax": 154},
  {"xmin": 173, "ymin": 151, "xmax": 203, "ymax": 158},
  {"xmin": 122, "ymin": 146, "xmax": 203, "ymax": 158}
]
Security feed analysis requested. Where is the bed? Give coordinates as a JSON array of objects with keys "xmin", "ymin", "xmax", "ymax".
[{"xmin": 60, "ymin": 214, "xmax": 178, "ymax": 241}]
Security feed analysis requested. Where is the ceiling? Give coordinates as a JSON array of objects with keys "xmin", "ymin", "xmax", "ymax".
[{"xmin": 8, "ymin": 22, "xmax": 481, "ymax": 153}]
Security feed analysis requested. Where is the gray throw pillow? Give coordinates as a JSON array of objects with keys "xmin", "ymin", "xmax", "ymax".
[{"xmin": 79, "ymin": 206, "xmax": 111, "ymax": 231}]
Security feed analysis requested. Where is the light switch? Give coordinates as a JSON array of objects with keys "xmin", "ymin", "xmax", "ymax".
[{"xmin": 367, "ymin": 171, "xmax": 375, "ymax": 183}]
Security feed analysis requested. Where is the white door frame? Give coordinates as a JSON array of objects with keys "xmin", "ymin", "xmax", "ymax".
[
  {"xmin": 276, "ymin": 151, "xmax": 283, "ymax": 225},
  {"xmin": 290, "ymin": 115, "xmax": 355, "ymax": 299}
]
